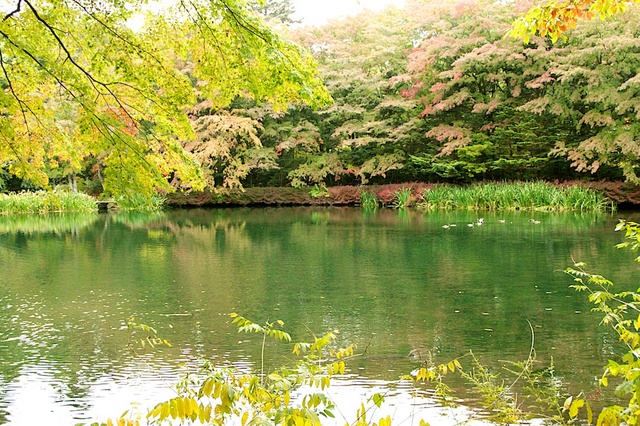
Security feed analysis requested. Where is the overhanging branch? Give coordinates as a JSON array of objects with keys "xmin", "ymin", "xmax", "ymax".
[{"xmin": 3, "ymin": 0, "xmax": 22, "ymax": 21}]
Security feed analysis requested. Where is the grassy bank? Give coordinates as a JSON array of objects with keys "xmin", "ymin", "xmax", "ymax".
[
  {"xmin": 419, "ymin": 182, "xmax": 613, "ymax": 212},
  {"xmin": 166, "ymin": 181, "xmax": 620, "ymax": 211},
  {"xmin": 0, "ymin": 182, "xmax": 618, "ymax": 214},
  {"xmin": 0, "ymin": 190, "xmax": 97, "ymax": 214}
]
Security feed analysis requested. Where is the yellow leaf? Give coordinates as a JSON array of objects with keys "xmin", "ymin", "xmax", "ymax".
[
  {"xmin": 417, "ymin": 368, "xmax": 428, "ymax": 381},
  {"xmin": 176, "ymin": 398, "xmax": 185, "ymax": 419},
  {"xmin": 379, "ymin": 415, "xmax": 392, "ymax": 426},
  {"xmin": 242, "ymin": 411, "xmax": 249, "ymax": 426},
  {"xmin": 201, "ymin": 378, "xmax": 214, "ymax": 397},
  {"xmin": 147, "ymin": 407, "xmax": 160, "ymax": 420},
  {"xmin": 202, "ymin": 404, "xmax": 212, "ymax": 423},
  {"xmin": 161, "ymin": 402, "xmax": 170, "ymax": 420},
  {"xmin": 569, "ymin": 398, "xmax": 584, "ymax": 418},
  {"xmin": 563, "ymin": 396, "xmax": 573, "ymax": 411},
  {"xmin": 170, "ymin": 399, "xmax": 178, "ymax": 419}
]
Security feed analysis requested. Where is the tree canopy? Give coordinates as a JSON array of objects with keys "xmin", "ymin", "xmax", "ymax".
[
  {"xmin": 4, "ymin": 0, "xmax": 640, "ymax": 198},
  {"xmin": 0, "ymin": 0, "xmax": 330, "ymax": 198},
  {"xmin": 228, "ymin": 0, "xmax": 640, "ymax": 187}
]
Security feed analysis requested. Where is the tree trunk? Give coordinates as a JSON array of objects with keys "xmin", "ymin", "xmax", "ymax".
[{"xmin": 68, "ymin": 172, "xmax": 77, "ymax": 193}]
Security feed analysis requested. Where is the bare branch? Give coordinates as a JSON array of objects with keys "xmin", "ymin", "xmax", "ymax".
[{"xmin": 3, "ymin": 0, "xmax": 22, "ymax": 21}]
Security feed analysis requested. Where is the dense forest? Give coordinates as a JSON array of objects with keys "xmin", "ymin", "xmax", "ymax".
[
  {"xmin": 2, "ymin": 0, "xmax": 640, "ymax": 202},
  {"xmin": 238, "ymin": 0, "xmax": 640, "ymax": 189}
]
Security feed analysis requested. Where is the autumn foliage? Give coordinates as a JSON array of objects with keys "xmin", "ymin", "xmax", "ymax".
[{"xmin": 4, "ymin": 0, "xmax": 640, "ymax": 202}]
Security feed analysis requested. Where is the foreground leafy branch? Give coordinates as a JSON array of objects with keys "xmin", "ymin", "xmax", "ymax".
[
  {"xmin": 510, "ymin": 0, "xmax": 637, "ymax": 42},
  {"xmin": 565, "ymin": 220, "xmax": 640, "ymax": 426},
  {"xmin": 91, "ymin": 311, "xmax": 599, "ymax": 426}
]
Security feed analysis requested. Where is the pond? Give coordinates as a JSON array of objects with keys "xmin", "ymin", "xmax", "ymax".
[{"xmin": 1, "ymin": 207, "xmax": 639, "ymax": 425}]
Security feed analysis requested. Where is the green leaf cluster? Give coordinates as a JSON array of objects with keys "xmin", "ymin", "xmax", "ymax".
[{"xmin": 0, "ymin": 0, "xmax": 330, "ymax": 198}]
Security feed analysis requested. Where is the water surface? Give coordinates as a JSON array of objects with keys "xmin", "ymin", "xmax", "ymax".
[{"xmin": 1, "ymin": 207, "xmax": 638, "ymax": 425}]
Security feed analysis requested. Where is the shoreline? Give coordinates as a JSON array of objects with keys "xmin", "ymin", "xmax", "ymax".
[{"xmin": 165, "ymin": 181, "xmax": 640, "ymax": 208}]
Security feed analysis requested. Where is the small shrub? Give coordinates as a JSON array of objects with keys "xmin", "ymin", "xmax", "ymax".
[
  {"xmin": 115, "ymin": 193, "xmax": 165, "ymax": 211},
  {"xmin": 0, "ymin": 190, "xmax": 97, "ymax": 214},
  {"xmin": 561, "ymin": 220, "xmax": 640, "ymax": 425},
  {"xmin": 96, "ymin": 314, "xmax": 570, "ymax": 426},
  {"xmin": 309, "ymin": 184, "xmax": 329, "ymax": 198}
]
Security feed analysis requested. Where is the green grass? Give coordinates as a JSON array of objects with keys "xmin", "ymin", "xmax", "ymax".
[
  {"xmin": 360, "ymin": 190, "xmax": 379, "ymax": 210},
  {"xmin": 392, "ymin": 187, "xmax": 412, "ymax": 209},
  {"xmin": 0, "ymin": 190, "xmax": 97, "ymax": 214},
  {"xmin": 418, "ymin": 182, "xmax": 613, "ymax": 212}
]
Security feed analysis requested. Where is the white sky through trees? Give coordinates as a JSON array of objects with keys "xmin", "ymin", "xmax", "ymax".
[
  {"xmin": 120, "ymin": 0, "xmax": 405, "ymax": 31},
  {"xmin": 118, "ymin": 0, "xmax": 406, "ymax": 30},
  {"xmin": 291, "ymin": 0, "xmax": 406, "ymax": 25}
]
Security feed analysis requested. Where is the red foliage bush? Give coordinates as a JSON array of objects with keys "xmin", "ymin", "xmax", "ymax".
[
  {"xmin": 166, "ymin": 181, "xmax": 638, "ymax": 207},
  {"xmin": 327, "ymin": 186, "xmax": 361, "ymax": 204},
  {"xmin": 166, "ymin": 182, "xmax": 435, "ymax": 207},
  {"xmin": 570, "ymin": 181, "xmax": 640, "ymax": 205}
]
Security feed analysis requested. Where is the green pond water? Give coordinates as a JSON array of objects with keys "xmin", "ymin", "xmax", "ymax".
[{"xmin": 1, "ymin": 207, "xmax": 639, "ymax": 425}]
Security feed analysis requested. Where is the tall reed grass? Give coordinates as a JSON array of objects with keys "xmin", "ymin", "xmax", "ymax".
[
  {"xmin": 419, "ymin": 182, "xmax": 613, "ymax": 212},
  {"xmin": 0, "ymin": 190, "xmax": 97, "ymax": 214},
  {"xmin": 392, "ymin": 188, "xmax": 412, "ymax": 209},
  {"xmin": 360, "ymin": 191, "xmax": 379, "ymax": 210}
]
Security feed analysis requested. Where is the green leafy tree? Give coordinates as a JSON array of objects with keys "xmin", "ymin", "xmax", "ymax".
[
  {"xmin": 397, "ymin": 0, "xmax": 567, "ymax": 181},
  {"xmin": 186, "ymin": 104, "xmax": 279, "ymax": 189},
  {"xmin": 0, "ymin": 0, "xmax": 330, "ymax": 197}
]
